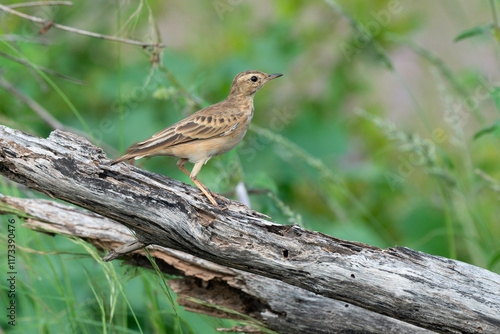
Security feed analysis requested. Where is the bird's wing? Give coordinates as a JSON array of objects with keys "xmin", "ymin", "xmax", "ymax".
[{"xmin": 117, "ymin": 102, "xmax": 243, "ymax": 160}]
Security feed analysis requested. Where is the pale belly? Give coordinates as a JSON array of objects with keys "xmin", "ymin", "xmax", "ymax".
[{"xmin": 156, "ymin": 127, "xmax": 249, "ymax": 163}]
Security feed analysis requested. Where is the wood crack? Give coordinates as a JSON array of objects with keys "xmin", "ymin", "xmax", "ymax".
[{"xmin": 1, "ymin": 125, "xmax": 499, "ymax": 334}]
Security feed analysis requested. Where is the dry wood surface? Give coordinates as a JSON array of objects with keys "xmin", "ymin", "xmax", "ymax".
[{"xmin": 1, "ymin": 125, "xmax": 499, "ymax": 333}]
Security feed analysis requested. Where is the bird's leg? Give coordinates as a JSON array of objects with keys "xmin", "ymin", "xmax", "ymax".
[
  {"xmin": 208, "ymin": 190, "xmax": 230, "ymax": 202},
  {"xmin": 189, "ymin": 161, "xmax": 218, "ymax": 206},
  {"xmin": 176, "ymin": 159, "xmax": 191, "ymax": 177}
]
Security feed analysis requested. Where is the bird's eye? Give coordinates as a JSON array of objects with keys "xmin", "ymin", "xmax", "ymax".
[{"xmin": 250, "ymin": 76, "xmax": 258, "ymax": 82}]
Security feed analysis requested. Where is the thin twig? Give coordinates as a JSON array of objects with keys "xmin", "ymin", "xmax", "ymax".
[
  {"xmin": 0, "ymin": 76, "xmax": 118, "ymax": 156},
  {"xmin": 0, "ymin": 4, "xmax": 164, "ymax": 48},
  {"xmin": 158, "ymin": 64, "xmax": 204, "ymax": 109},
  {"xmin": 0, "ymin": 76, "xmax": 63, "ymax": 129},
  {"xmin": 8, "ymin": 1, "xmax": 73, "ymax": 9},
  {"xmin": 0, "ymin": 51, "xmax": 86, "ymax": 84}
]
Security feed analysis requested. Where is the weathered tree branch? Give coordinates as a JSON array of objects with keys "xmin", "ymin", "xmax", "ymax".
[
  {"xmin": 0, "ymin": 125, "xmax": 499, "ymax": 333},
  {"xmin": 0, "ymin": 194, "xmax": 431, "ymax": 333}
]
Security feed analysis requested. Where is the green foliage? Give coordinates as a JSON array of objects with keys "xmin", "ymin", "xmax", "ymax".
[
  {"xmin": 474, "ymin": 120, "xmax": 500, "ymax": 140},
  {"xmin": 1, "ymin": 0, "xmax": 500, "ymax": 332},
  {"xmin": 454, "ymin": 24, "xmax": 493, "ymax": 42}
]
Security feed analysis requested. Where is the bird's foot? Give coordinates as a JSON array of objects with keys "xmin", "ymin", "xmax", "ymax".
[
  {"xmin": 195, "ymin": 190, "xmax": 230, "ymax": 209},
  {"xmin": 210, "ymin": 191, "xmax": 230, "ymax": 203}
]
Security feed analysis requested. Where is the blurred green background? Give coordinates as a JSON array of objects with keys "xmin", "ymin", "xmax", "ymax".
[{"xmin": 1, "ymin": 0, "xmax": 500, "ymax": 333}]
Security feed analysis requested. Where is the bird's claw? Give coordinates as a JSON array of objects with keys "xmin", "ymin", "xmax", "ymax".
[{"xmin": 210, "ymin": 191, "xmax": 230, "ymax": 203}]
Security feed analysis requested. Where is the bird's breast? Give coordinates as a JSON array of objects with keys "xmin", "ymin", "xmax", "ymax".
[{"xmin": 159, "ymin": 120, "xmax": 251, "ymax": 163}]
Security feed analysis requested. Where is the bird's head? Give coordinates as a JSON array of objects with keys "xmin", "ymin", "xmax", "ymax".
[{"xmin": 228, "ymin": 70, "xmax": 282, "ymax": 98}]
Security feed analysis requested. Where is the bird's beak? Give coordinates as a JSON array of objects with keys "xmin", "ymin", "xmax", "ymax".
[{"xmin": 266, "ymin": 73, "xmax": 283, "ymax": 81}]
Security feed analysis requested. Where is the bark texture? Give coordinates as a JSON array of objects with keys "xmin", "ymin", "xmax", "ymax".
[
  {"xmin": 0, "ymin": 194, "xmax": 431, "ymax": 334},
  {"xmin": 0, "ymin": 125, "xmax": 499, "ymax": 334}
]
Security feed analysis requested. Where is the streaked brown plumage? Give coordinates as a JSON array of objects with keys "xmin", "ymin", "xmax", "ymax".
[{"xmin": 109, "ymin": 70, "xmax": 282, "ymax": 206}]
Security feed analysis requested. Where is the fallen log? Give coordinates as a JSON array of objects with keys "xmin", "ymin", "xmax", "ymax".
[
  {"xmin": 0, "ymin": 194, "xmax": 431, "ymax": 333},
  {"xmin": 0, "ymin": 125, "xmax": 499, "ymax": 333}
]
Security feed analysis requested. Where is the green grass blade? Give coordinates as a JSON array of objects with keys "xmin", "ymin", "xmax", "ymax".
[{"xmin": 454, "ymin": 24, "xmax": 492, "ymax": 42}]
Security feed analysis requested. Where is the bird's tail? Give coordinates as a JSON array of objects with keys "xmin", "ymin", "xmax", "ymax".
[{"xmin": 105, "ymin": 145, "xmax": 140, "ymax": 166}]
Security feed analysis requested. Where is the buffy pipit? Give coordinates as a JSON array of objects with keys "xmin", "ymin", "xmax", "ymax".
[{"xmin": 109, "ymin": 70, "xmax": 282, "ymax": 206}]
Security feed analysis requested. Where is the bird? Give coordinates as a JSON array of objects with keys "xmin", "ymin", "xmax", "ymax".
[{"xmin": 108, "ymin": 70, "xmax": 283, "ymax": 206}]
